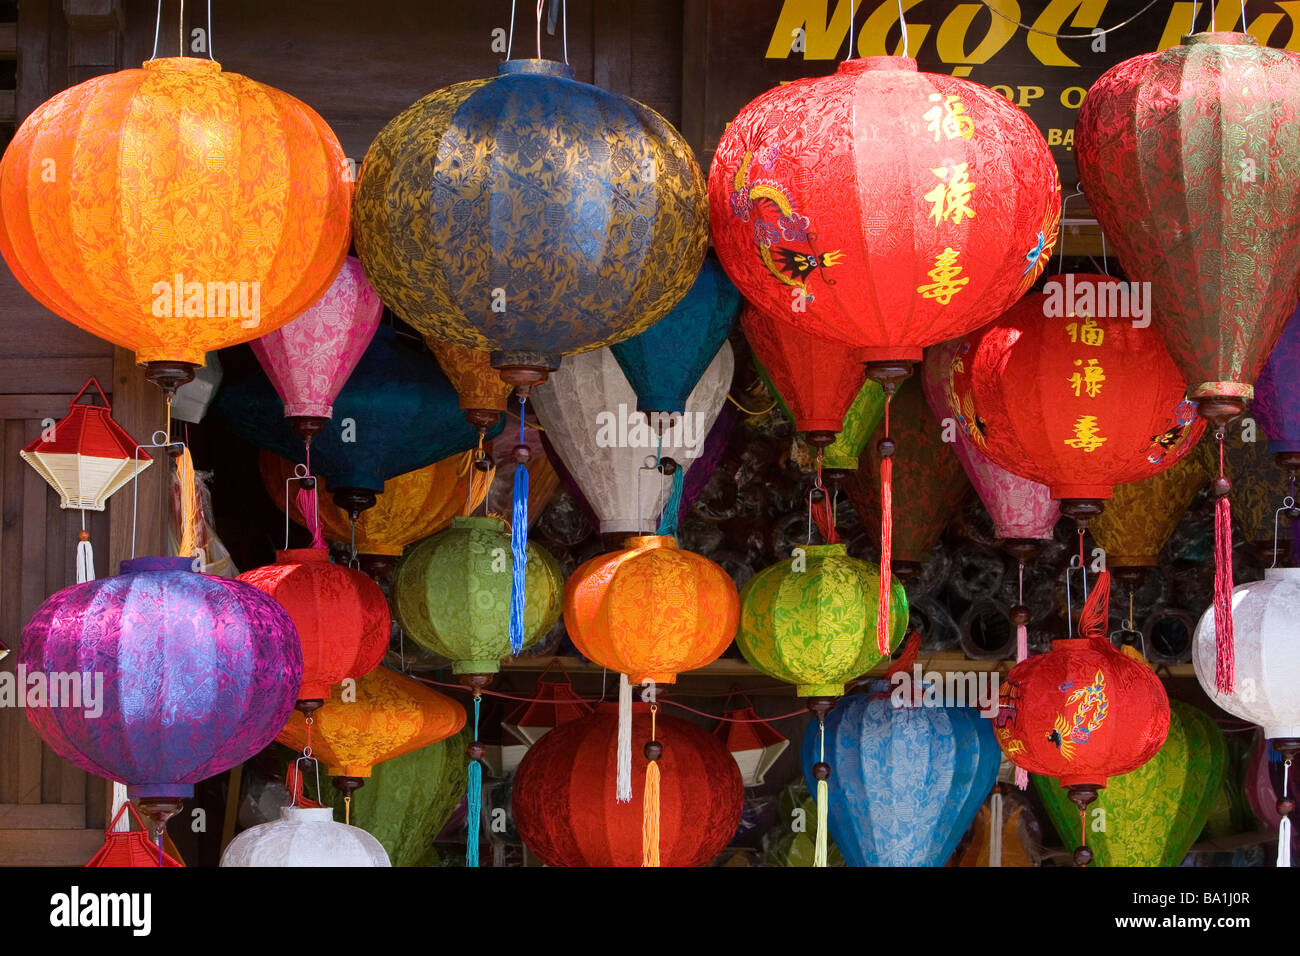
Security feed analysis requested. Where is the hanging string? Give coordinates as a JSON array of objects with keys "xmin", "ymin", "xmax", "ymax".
[
  {"xmin": 1077, "ymin": 528, "xmax": 1088, "ymax": 601},
  {"xmin": 466, "ymin": 695, "xmax": 483, "ymax": 867},
  {"xmin": 207, "ymin": 0, "xmax": 214, "ymax": 59},
  {"xmin": 506, "ymin": 0, "xmax": 517, "ymax": 59},
  {"xmin": 726, "ymin": 392, "xmax": 778, "ymax": 416},
  {"xmin": 535, "ymin": 0, "xmax": 545, "ymax": 59},
  {"xmin": 896, "ymin": 0, "xmax": 909, "ymax": 56},
  {"xmin": 509, "ymin": 395, "xmax": 530, "ymax": 654},
  {"xmin": 1213, "ymin": 430, "xmax": 1235, "ymax": 692},
  {"xmin": 1279, "ymin": 757, "xmax": 1292, "ymax": 868},
  {"xmin": 844, "ymin": 0, "xmax": 856, "ymax": 59},
  {"xmin": 875, "ymin": 395, "xmax": 895, "ymax": 656},
  {"xmin": 178, "ymin": 0, "xmax": 185, "ymax": 56},
  {"xmin": 976, "ymin": 0, "xmax": 1162, "ymax": 38}
]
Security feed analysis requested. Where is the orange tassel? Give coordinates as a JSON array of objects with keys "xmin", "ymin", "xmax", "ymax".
[{"xmin": 641, "ymin": 759, "xmax": 661, "ymax": 867}]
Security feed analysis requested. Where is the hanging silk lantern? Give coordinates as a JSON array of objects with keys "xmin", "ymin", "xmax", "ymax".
[
  {"xmin": 1252, "ymin": 304, "xmax": 1300, "ymax": 470},
  {"xmin": 0, "ymin": 57, "xmax": 350, "ymax": 393},
  {"xmin": 353, "ymin": 59, "xmax": 707, "ymax": 391},
  {"xmin": 743, "ymin": 304, "xmax": 870, "ymax": 447},
  {"xmin": 800, "ymin": 685, "xmax": 999, "ymax": 867},
  {"xmin": 512, "ymin": 702, "xmax": 743, "ymax": 867},
  {"xmin": 278, "ymin": 665, "xmax": 466, "ymax": 802},
  {"xmin": 20, "ymin": 379, "xmax": 152, "ymax": 583},
  {"xmin": 249, "ymin": 256, "xmax": 383, "ymax": 442},
  {"xmin": 714, "ymin": 706, "xmax": 789, "ymax": 787},
  {"xmin": 531, "ymin": 342, "xmax": 733, "ymax": 536},
  {"xmin": 238, "ymin": 548, "xmax": 389, "ymax": 713},
  {"xmin": 921, "ymin": 338, "xmax": 1057, "ymax": 557},
  {"xmin": 219, "ymin": 325, "xmax": 493, "ymax": 515},
  {"xmin": 392, "ymin": 515, "xmax": 564, "ymax": 675},
  {"xmin": 611, "ymin": 259, "xmax": 740, "ymax": 417},
  {"xmin": 221, "ymin": 807, "xmax": 390, "ymax": 867},
  {"xmin": 1034, "ymin": 699, "xmax": 1225, "ymax": 867},
  {"xmin": 503, "ymin": 673, "xmax": 593, "ymax": 747},
  {"xmin": 1091, "ymin": 442, "xmax": 1212, "ymax": 579},
  {"xmin": 171, "ymin": 353, "xmax": 223, "ymax": 425},
  {"xmin": 995, "ymin": 572, "xmax": 1169, "ymax": 866},
  {"xmin": 946, "ymin": 274, "xmax": 1205, "ymax": 525},
  {"xmin": 21, "ymin": 556, "xmax": 302, "ymax": 832},
  {"xmin": 426, "ymin": 339, "xmax": 511, "ymax": 438},
  {"xmin": 1245, "ymin": 734, "xmax": 1300, "ymax": 862},
  {"xmin": 845, "ymin": 375, "xmax": 969, "ymax": 578},
  {"xmin": 737, "ymin": 546, "xmax": 907, "ymax": 698},
  {"xmin": 819, "ymin": 380, "xmax": 885, "ymax": 474},
  {"xmin": 261, "ymin": 450, "xmax": 487, "ymax": 571},
  {"xmin": 1076, "ymin": 33, "xmax": 1300, "ymax": 426},
  {"xmin": 321, "ymin": 729, "xmax": 469, "ymax": 867}
]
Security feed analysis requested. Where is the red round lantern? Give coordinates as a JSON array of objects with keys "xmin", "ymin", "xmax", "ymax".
[
  {"xmin": 512, "ymin": 702, "xmax": 743, "ymax": 867},
  {"xmin": 237, "ymin": 548, "xmax": 389, "ymax": 709},
  {"xmin": 710, "ymin": 56, "xmax": 1060, "ymax": 374},
  {"xmin": 994, "ymin": 572, "xmax": 1169, "ymax": 865},
  {"xmin": 944, "ymin": 274, "xmax": 1205, "ymax": 522}
]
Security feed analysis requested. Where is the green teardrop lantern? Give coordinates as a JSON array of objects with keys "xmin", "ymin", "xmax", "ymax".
[
  {"xmin": 821, "ymin": 380, "xmax": 886, "ymax": 471},
  {"xmin": 392, "ymin": 516, "xmax": 564, "ymax": 674},
  {"xmin": 1034, "ymin": 699, "xmax": 1226, "ymax": 866},
  {"xmin": 737, "ymin": 543, "xmax": 906, "ymax": 697}
]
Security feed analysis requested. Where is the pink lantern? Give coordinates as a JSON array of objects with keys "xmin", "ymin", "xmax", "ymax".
[
  {"xmin": 250, "ymin": 256, "xmax": 383, "ymax": 441},
  {"xmin": 920, "ymin": 339, "xmax": 1057, "ymax": 556}
]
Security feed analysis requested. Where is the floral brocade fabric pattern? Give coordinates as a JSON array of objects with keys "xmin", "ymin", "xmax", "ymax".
[
  {"xmin": 352, "ymin": 60, "xmax": 708, "ymax": 370},
  {"xmin": 20, "ymin": 557, "xmax": 302, "ymax": 799},
  {"xmin": 738, "ymin": 544, "xmax": 907, "ymax": 697},
  {"xmin": 1090, "ymin": 443, "xmax": 1213, "ymax": 568},
  {"xmin": 1076, "ymin": 33, "xmax": 1300, "ymax": 398},
  {"xmin": 710, "ymin": 56, "xmax": 1060, "ymax": 359},
  {"xmin": 0, "ymin": 57, "xmax": 351, "ymax": 366},
  {"xmin": 425, "ymin": 339, "xmax": 511, "ymax": 416},
  {"xmin": 1251, "ymin": 305, "xmax": 1300, "ymax": 455},
  {"xmin": 393, "ymin": 516, "xmax": 564, "ymax": 674},
  {"xmin": 1034, "ymin": 700, "xmax": 1226, "ymax": 867}
]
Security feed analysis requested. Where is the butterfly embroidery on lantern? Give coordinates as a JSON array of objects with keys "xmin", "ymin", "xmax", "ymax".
[{"xmin": 1048, "ymin": 671, "xmax": 1109, "ymax": 761}]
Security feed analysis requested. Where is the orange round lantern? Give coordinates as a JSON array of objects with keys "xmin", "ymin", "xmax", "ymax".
[
  {"xmin": 277, "ymin": 665, "xmax": 465, "ymax": 795},
  {"xmin": 564, "ymin": 535, "xmax": 739, "ymax": 684},
  {"xmin": 0, "ymin": 57, "xmax": 351, "ymax": 392}
]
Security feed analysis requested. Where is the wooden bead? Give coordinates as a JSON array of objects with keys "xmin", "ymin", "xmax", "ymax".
[
  {"xmin": 1009, "ymin": 604, "xmax": 1030, "ymax": 626},
  {"xmin": 876, "ymin": 437, "xmax": 896, "ymax": 459},
  {"xmin": 1073, "ymin": 845, "xmax": 1094, "ymax": 866},
  {"xmin": 812, "ymin": 761, "xmax": 831, "ymax": 781},
  {"xmin": 473, "ymin": 455, "xmax": 492, "ymax": 473},
  {"xmin": 809, "ymin": 487, "xmax": 826, "ymax": 504},
  {"xmin": 643, "ymin": 740, "xmax": 663, "ymax": 761},
  {"xmin": 1212, "ymin": 476, "xmax": 1232, "ymax": 497},
  {"xmin": 658, "ymin": 457, "xmax": 677, "ymax": 476},
  {"xmin": 467, "ymin": 741, "xmax": 486, "ymax": 761},
  {"xmin": 1278, "ymin": 797, "xmax": 1295, "ymax": 816},
  {"xmin": 77, "ymin": 530, "xmax": 91, "ymax": 542},
  {"xmin": 513, "ymin": 444, "xmax": 531, "ymax": 464}
]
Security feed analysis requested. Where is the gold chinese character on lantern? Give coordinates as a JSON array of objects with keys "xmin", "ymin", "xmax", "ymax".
[
  {"xmin": 917, "ymin": 247, "xmax": 969, "ymax": 305},
  {"xmin": 1065, "ymin": 316, "xmax": 1105, "ymax": 347},
  {"xmin": 1064, "ymin": 415, "xmax": 1107, "ymax": 452},
  {"xmin": 924, "ymin": 93, "xmax": 976, "ymax": 143},
  {"xmin": 925, "ymin": 163, "xmax": 977, "ymax": 227},
  {"xmin": 1068, "ymin": 358, "xmax": 1106, "ymax": 398}
]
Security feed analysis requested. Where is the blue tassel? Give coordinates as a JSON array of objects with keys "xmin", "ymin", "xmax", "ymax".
[
  {"xmin": 656, "ymin": 463, "xmax": 685, "ymax": 537},
  {"xmin": 467, "ymin": 697, "xmax": 482, "ymax": 868},
  {"xmin": 510, "ymin": 399, "xmax": 529, "ymax": 656}
]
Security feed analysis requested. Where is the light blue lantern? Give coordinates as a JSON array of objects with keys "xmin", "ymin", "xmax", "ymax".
[{"xmin": 800, "ymin": 682, "xmax": 999, "ymax": 866}]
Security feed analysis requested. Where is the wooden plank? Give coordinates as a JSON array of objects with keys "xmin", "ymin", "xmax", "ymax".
[
  {"xmin": 0, "ymin": 803, "xmax": 85, "ymax": 829},
  {"xmin": 0, "ymin": 827, "xmax": 103, "ymax": 865},
  {"xmin": 680, "ymin": 0, "xmax": 710, "ymax": 159},
  {"xmin": 0, "ymin": 357, "xmax": 115, "ymax": 395},
  {"xmin": 593, "ymin": 0, "xmax": 632, "ymax": 96},
  {"xmin": 0, "ymin": 22, "xmax": 17, "ymax": 57},
  {"xmin": 18, "ymin": 419, "xmax": 47, "ymax": 806},
  {"xmin": 85, "ymin": 772, "xmax": 105, "ymax": 830},
  {"xmin": 14, "ymin": 0, "xmax": 50, "ymax": 122},
  {"xmin": 0, "ymin": 394, "xmax": 87, "ymax": 421},
  {"xmin": 0, "ymin": 420, "xmax": 14, "ymax": 807},
  {"xmin": 107, "ymin": 349, "xmax": 167, "ymax": 571}
]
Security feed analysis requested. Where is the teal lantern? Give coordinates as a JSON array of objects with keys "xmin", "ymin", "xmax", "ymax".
[
  {"xmin": 610, "ymin": 258, "xmax": 740, "ymax": 416},
  {"xmin": 217, "ymin": 326, "xmax": 497, "ymax": 515}
]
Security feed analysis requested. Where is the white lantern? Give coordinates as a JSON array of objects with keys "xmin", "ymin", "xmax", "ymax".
[
  {"xmin": 1193, "ymin": 568, "xmax": 1300, "ymax": 737},
  {"xmin": 531, "ymin": 343, "xmax": 733, "ymax": 535},
  {"xmin": 220, "ymin": 807, "xmax": 391, "ymax": 867}
]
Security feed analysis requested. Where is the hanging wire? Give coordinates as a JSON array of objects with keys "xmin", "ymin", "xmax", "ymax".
[
  {"xmin": 536, "ymin": 0, "xmax": 545, "ymax": 59},
  {"xmin": 897, "ymin": 0, "xmax": 909, "ymax": 57},
  {"xmin": 845, "ymin": 0, "xmax": 855, "ymax": 59},
  {"xmin": 977, "ymin": 0, "xmax": 1162, "ymax": 39},
  {"xmin": 178, "ymin": 0, "xmax": 185, "ymax": 56},
  {"xmin": 207, "ymin": 0, "xmax": 214, "ymax": 59},
  {"xmin": 131, "ymin": 430, "xmax": 179, "ymax": 560},
  {"xmin": 151, "ymin": 0, "xmax": 162, "ymax": 58},
  {"xmin": 1271, "ymin": 497, "xmax": 1296, "ymax": 569},
  {"xmin": 563, "ymin": 0, "xmax": 569, "ymax": 64},
  {"xmin": 506, "ymin": 0, "xmax": 516, "ymax": 59},
  {"xmin": 1057, "ymin": 186, "xmax": 1083, "ymax": 274}
]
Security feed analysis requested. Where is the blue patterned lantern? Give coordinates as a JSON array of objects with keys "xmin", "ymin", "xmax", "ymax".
[
  {"xmin": 610, "ymin": 258, "xmax": 741, "ymax": 416},
  {"xmin": 801, "ymin": 684, "xmax": 999, "ymax": 866},
  {"xmin": 218, "ymin": 325, "xmax": 498, "ymax": 515}
]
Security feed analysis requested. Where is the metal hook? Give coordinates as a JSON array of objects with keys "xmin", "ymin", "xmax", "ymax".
[
  {"xmin": 131, "ymin": 430, "xmax": 183, "ymax": 560},
  {"xmin": 1271, "ymin": 496, "xmax": 1295, "ymax": 569},
  {"xmin": 283, "ymin": 462, "xmax": 315, "ymax": 551},
  {"xmin": 1057, "ymin": 186, "xmax": 1084, "ymax": 274}
]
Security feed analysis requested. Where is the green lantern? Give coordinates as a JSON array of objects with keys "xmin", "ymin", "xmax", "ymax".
[
  {"xmin": 737, "ymin": 544, "xmax": 906, "ymax": 697},
  {"xmin": 821, "ymin": 381, "xmax": 885, "ymax": 472},
  {"xmin": 393, "ymin": 516, "xmax": 563, "ymax": 675},
  {"xmin": 1034, "ymin": 699, "xmax": 1226, "ymax": 867},
  {"xmin": 323, "ymin": 731, "xmax": 468, "ymax": 867}
]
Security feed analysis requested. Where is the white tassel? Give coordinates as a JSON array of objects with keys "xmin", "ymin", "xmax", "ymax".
[
  {"xmin": 616, "ymin": 674, "xmax": 632, "ymax": 803},
  {"xmin": 989, "ymin": 791, "xmax": 1003, "ymax": 867},
  {"xmin": 111, "ymin": 781, "xmax": 130, "ymax": 833},
  {"xmin": 1280, "ymin": 761, "xmax": 1292, "ymax": 868},
  {"xmin": 76, "ymin": 536, "xmax": 94, "ymax": 583}
]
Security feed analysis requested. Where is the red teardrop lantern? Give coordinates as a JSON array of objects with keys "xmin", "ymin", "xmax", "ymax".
[
  {"xmin": 512, "ymin": 702, "xmax": 743, "ymax": 867},
  {"xmin": 994, "ymin": 572, "xmax": 1169, "ymax": 865},
  {"xmin": 237, "ymin": 548, "xmax": 389, "ymax": 710},
  {"xmin": 945, "ymin": 275, "xmax": 1205, "ymax": 524}
]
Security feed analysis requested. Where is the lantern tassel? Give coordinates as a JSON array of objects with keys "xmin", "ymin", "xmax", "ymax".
[
  {"xmin": 76, "ymin": 528, "xmax": 95, "ymax": 584},
  {"xmin": 1015, "ymin": 565, "xmax": 1028, "ymax": 791},
  {"xmin": 1280, "ymin": 759, "xmax": 1292, "ymax": 869},
  {"xmin": 467, "ymin": 695, "xmax": 482, "ymax": 867},
  {"xmin": 1078, "ymin": 568, "xmax": 1110, "ymax": 643},
  {"xmin": 616, "ymin": 673, "xmax": 633, "ymax": 803},
  {"xmin": 814, "ymin": 715, "xmax": 828, "ymax": 868},
  {"xmin": 509, "ymin": 401, "xmax": 529, "ymax": 655},
  {"xmin": 642, "ymin": 703, "xmax": 661, "ymax": 867},
  {"xmin": 177, "ymin": 445, "xmax": 198, "ymax": 560},
  {"xmin": 876, "ymin": 398, "xmax": 893, "ymax": 656},
  {"xmin": 1213, "ymin": 435, "xmax": 1235, "ymax": 692},
  {"xmin": 989, "ymin": 788, "xmax": 1003, "ymax": 868},
  {"xmin": 656, "ymin": 462, "xmax": 685, "ymax": 537}
]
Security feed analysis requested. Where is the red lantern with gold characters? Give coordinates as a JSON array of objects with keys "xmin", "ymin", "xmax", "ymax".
[
  {"xmin": 994, "ymin": 572, "xmax": 1169, "ymax": 866},
  {"xmin": 944, "ymin": 274, "xmax": 1204, "ymax": 525}
]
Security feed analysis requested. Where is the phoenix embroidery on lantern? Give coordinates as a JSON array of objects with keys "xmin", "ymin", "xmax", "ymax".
[
  {"xmin": 1145, "ymin": 400, "xmax": 1200, "ymax": 465},
  {"xmin": 917, "ymin": 247, "xmax": 969, "ymax": 304},
  {"xmin": 923, "ymin": 93, "xmax": 975, "ymax": 142},
  {"xmin": 926, "ymin": 164, "xmax": 976, "ymax": 226},
  {"xmin": 1064, "ymin": 415, "xmax": 1107, "ymax": 452},
  {"xmin": 729, "ymin": 151, "xmax": 843, "ymax": 302},
  {"xmin": 1069, "ymin": 358, "xmax": 1105, "ymax": 398},
  {"xmin": 1047, "ymin": 671, "xmax": 1109, "ymax": 761}
]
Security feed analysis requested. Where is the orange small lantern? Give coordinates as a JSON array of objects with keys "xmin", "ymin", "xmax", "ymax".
[
  {"xmin": 0, "ymin": 57, "xmax": 351, "ymax": 393},
  {"xmin": 426, "ymin": 338, "xmax": 511, "ymax": 434}
]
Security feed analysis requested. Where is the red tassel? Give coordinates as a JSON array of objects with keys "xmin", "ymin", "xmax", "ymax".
[
  {"xmin": 1078, "ymin": 569, "xmax": 1110, "ymax": 643},
  {"xmin": 1214, "ymin": 493, "xmax": 1235, "ymax": 693},
  {"xmin": 812, "ymin": 493, "xmax": 839, "ymax": 544},
  {"xmin": 876, "ymin": 400, "xmax": 894, "ymax": 656},
  {"xmin": 297, "ymin": 484, "xmax": 326, "ymax": 550}
]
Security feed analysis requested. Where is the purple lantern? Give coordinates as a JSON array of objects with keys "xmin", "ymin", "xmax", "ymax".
[
  {"xmin": 1252, "ymin": 304, "xmax": 1300, "ymax": 466},
  {"xmin": 20, "ymin": 556, "xmax": 301, "ymax": 830}
]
